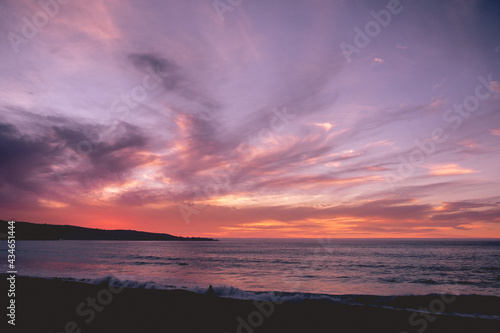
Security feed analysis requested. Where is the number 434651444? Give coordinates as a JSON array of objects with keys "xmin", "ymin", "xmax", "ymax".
[{"xmin": 7, "ymin": 221, "xmax": 15, "ymax": 269}]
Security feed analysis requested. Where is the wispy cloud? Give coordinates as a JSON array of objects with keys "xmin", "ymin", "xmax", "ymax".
[{"xmin": 427, "ymin": 164, "xmax": 476, "ymax": 176}]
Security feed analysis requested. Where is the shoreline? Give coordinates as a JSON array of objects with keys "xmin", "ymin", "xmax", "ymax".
[{"xmin": 2, "ymin": 275, "xmax": 499, "ymax": 332}]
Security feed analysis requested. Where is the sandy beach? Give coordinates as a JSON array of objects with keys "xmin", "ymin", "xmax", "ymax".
[{"xmin": 2, "ymin": 275, "xmax": 499, "ymax": 333}]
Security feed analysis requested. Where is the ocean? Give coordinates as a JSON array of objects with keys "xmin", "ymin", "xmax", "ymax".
[{"xmin": 2, "ymin": 238, "xmax": 499, "ymax": 299}]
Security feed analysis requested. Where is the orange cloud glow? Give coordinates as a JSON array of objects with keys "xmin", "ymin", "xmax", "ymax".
[{"xmin": 427, "ymin": 164, "xmax": 476, "ymax": 176}]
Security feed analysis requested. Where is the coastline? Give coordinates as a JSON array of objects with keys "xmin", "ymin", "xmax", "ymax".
[
  {"xmin": 2, "ymin": 275, "xmax": 499, "ymax": 332},
  {"xmin": 0, "ymin": 220, "xmax": 217, "ymax": 241}
]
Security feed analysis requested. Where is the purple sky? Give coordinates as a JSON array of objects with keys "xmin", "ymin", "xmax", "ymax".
[{"xmin": 1, "ymin": 0, "xmax": 500, "ymax": 237}]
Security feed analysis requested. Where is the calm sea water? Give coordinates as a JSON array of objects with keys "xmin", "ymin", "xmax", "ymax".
[{"xmin": 2, "ymin": 239, "xmax": 499, "ymax": 296}]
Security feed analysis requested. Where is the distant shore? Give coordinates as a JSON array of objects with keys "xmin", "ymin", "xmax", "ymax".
[
  {"xmin": 2, "ymin": 275, "xmax": 499, "ymax": 333},
  {"xmin": 0, "ymin": 220, "xmax": 217, "ymax": 241}
]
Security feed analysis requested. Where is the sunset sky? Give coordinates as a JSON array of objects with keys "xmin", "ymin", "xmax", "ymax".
[{"xmin": 1, "ymin": 0, "xmax": 500, "ymax": 238}]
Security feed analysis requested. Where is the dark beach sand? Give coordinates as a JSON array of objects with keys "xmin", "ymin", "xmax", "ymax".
[{"xmin": 2, "ymin": 275, "xmax": 499, "ymax": 333}]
